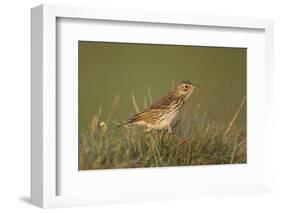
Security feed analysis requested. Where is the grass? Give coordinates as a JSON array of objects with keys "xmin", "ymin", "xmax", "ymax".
[{"xmin": 79, "ymin": 90, "xmax": 246, "ymax": 170}]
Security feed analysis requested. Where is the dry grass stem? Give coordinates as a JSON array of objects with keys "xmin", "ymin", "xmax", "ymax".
[
  {"xmin": 147, "ymin": 86, "xmax": 153, "ymax": 104},
  {"xmin": 132, "ymin": 92, "xmax": 140, "ymax": 113},
  {"xmin": 106, "ymin": 95, "xmax": 120, "ymax": 123},
  {"xmin": 224, "ymin": 96, "xmax": 246, "ymax": 136}
]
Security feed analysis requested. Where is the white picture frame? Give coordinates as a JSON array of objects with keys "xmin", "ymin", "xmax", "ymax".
[{"xmin": 31, "ymin": 4, "xmax": 274, "ymax": 208}]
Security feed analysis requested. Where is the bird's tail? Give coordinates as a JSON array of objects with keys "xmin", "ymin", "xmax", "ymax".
[{"xmin": 117, "ymin": 121, "xmax": 132, "ymax": 127}]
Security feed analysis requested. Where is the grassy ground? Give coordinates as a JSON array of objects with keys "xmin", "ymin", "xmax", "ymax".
[{"xmin": 79, "ymin": 95, "xmax": 246, "ymax": 170}]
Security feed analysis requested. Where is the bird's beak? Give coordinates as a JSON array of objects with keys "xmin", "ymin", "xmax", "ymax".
[{"xmin": 192, "ymin": 84, "xmax": 200, "ymax": 88}]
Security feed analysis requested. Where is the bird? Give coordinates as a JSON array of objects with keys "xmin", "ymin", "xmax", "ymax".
[{"xmin": 119, "ymin": 81, "xmax": 199, "ymax": 134}]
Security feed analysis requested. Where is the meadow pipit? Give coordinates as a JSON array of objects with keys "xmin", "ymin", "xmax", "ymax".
[{"xmin": 119, "ymin": 81, "xmax": 199, "ymax": 134}]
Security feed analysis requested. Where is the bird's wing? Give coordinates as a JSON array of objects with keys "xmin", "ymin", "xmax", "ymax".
[
  {"xmin": 149, "ymin": 92, "xmax": 175, "ymax": 110},
  {"xmin": 125, "ymin": 92, "xmax": 178, "ymax": 125},
  {"xmin": 129, "ymin": 108, "xmax": 163, "ymax": 124},
  {"xmin": 129, "ymin": 93, "xmax": 174, "ymax": 121}
]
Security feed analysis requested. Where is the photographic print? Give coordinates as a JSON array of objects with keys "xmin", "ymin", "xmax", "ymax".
[{"xmin": 79, "ymin": 41, "xmax": 246, "ymax": 170}]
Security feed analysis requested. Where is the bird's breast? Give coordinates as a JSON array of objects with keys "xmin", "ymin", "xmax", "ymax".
[{"xmin": 156, "ymin": 110, "xmax": 179, "ymax": 128}]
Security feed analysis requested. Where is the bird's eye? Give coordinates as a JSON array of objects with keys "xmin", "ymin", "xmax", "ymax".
[{"xmin": 185, "ymin": 85, "xmax": 188, "ymax": 88}]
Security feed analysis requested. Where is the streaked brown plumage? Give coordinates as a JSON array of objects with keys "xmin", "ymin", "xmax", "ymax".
[{"xmin": 119, "ymin": 81, "xmax": 199, "ymax": 134}]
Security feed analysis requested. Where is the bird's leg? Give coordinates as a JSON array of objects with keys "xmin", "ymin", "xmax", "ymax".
[
  {"xmin": 167, "ymin": 124, "xmax": 173, "ymax": 135},
  {"xmin": 161, "ymin": 125, "xmax": 173, "ymax": 144}
]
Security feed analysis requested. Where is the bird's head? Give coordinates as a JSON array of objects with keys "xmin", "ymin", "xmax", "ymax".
[{"xmin": 175, "ymin": 81, "xmax": 199, "ymax": 100}]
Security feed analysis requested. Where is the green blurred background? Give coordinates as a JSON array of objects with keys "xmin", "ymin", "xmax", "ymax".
[{"xmin": 79, "ymin": 41, "xmax": 246, "ymax": 133}]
